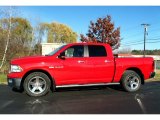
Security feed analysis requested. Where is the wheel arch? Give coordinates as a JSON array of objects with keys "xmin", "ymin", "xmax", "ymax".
[
  {"xmin": 125, "ymin": 67, "xmax": 144, "ymax": 84},
  {"xmin": 20, "ymin": 69, "xmax": 56, "ymax": 91}
]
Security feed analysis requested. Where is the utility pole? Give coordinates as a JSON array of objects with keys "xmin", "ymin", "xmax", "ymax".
[{"xmin": 141, "ymin": 24, "xmax": 150, "ymax": 57}]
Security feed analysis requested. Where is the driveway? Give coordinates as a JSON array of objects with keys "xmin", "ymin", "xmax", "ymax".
[{"xmin": 0, "ymin": 81, "xmax": 160, "ymax": 114}]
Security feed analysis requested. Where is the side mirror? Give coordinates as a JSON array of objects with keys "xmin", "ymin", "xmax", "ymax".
[
  {"xmin": 58, "ymin": 52, "xmax": 65, "ymax": 60},
  {"xmin": 58, "ymin": 55, "xmax": 65, "ymax": 59}
]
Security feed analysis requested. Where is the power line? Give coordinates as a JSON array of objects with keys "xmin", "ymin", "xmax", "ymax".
[
  {"xmin": 121, "ymin": 20, "xmax": 160, "ymax": 34},
  {"xmin": 121, "ymin": 40, "xmax": 160, "ymax": 47},
  {"xmin": 122, "ymin": 38, "xmax": 160, "ymax": 45},
  {"xmin": 148, "ymin": 35, "xmax": 160, "ymax": 39},
  {"xmin": 121, "ymin": 25, "xmax": 140, "ymax": 32},
  {"xmin": 122, "ymin": 32, "xmax": 142, "ymax": 40},
  {"xmin": 120, "ymin": 22, "xmax": 160, "ymax": 49},
  {"xmin": 148, "ymin": 38, "xmax": 160, "ymax": 40},
  {"xmin": 121, "ymin": 40, "xmax": 160, "ymax": 46},
  {"xmin": 121, "ymin": 26, "xmax": 160, "ymax": 42},
  {"xmin": 122, "ymin": 20, "xmax": 160, "ymax": 33},
  {"xmin": 121, "ymin": 38, "xmax": 160, "ymax": 46},
  {"xmin": 121, "ymin": 40, "xmax": 143, "ymax": 45},
  {"xmin": 122, "ymin": 37, "xmax": 157, "ymax": 44},
  {"xmin": 122, "ymin": 29, "xmax": 160, "ymax": 42},
  {"xmin": 147, "ymin": 40, "xmax": 160, "ymax": 43},
  {"xmin": 121, "ymin": 41, "xmax": 144, "ymax": 46},
  {"xmin": 121, "ymin": 42, "xmax": 143, "ymax": 47}
]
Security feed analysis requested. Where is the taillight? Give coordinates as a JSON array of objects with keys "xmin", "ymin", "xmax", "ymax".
[{"xmin": 152, "ymin": 60, "xmax": 155, "ymax": 71}]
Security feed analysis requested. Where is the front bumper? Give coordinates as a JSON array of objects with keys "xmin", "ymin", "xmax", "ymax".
[
  {"xmin": 7, "ymin": 78, "xmax": 22, "ymax": 90},
  {"xmin": 150, "ymin": 72, "xmax": 156, "ymax": 78}
]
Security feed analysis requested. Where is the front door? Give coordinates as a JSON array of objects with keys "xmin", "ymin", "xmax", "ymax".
[{"xmin": 54, "ymin": 45, "xmax": 90, "ymax": 85}]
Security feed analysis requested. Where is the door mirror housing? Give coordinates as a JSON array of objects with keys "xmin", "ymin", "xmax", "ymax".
[
  {"xmin": 58, "ymin": 55, "xmax": 65, "ymax": 59},
  {"xmin": 58, "ymin": 52, "xmax": 65, "ymax": 60}
]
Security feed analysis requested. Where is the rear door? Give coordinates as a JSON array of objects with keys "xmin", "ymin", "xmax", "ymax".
[{"xmin": 85, "ymin": 45, "xmax": 115, "ymax": 83}]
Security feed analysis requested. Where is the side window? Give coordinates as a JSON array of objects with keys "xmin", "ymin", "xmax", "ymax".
[
  {"xmin": 65, "ymin": 48, "xmax": 74, "ymax": 57},
  {"xmin": 88, "ymin": 45, "xmax": 107, "ymax": 57},
  {"xmin": 64, "ymin": 45, "xmax": 84, "ymax": 57}
]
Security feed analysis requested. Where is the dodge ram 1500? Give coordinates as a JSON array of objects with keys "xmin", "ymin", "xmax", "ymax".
[{"xmin": 8, "ymin": 43, "xmax": 155, "ymax": 96}]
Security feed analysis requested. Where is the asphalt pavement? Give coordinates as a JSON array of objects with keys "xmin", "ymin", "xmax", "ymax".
[{"xmin": 0, "ymin": 81, "xmax": 160, "ymax": 114}]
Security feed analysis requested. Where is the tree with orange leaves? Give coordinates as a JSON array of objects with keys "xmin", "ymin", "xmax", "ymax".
[{"xmin": 80, "ymin": 15, "xmax": 120, "ymax": 50}]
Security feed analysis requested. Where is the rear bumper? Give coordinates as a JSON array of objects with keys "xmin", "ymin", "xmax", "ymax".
[
  {"xmin": 7, "ymin": 78, "xmax": 22, "ymax": 90},
  {"xmin": 150, "ymin": 72, "xmax": 155, "ymax": 78}
]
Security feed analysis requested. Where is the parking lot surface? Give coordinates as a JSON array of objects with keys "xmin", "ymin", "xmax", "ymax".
[{"xmin": 0, "ymin": 81, "xmax": 160, "ymax": 114}]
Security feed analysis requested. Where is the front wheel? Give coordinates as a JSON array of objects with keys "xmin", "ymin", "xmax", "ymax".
[
  {"xmin": 23, "ymin": 72, "xmax": 51, "ymax": 97},
  {"xmin": 121, "ymin": 70, "xmax": 141, "ymax": 92}
]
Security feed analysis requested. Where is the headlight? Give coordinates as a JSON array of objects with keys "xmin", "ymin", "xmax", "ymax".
[{"xmin": 10, "ymin": 65, "xmax": 23, "ymax": 73}]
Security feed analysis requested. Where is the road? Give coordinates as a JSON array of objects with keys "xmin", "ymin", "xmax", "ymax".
[{"xmin": 0, "ymin": 81, "xmax": 160, "ymax": 114}]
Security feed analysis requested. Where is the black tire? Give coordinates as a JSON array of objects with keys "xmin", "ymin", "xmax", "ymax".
[
  {"xmin": 121, "ymin": 70, "xmax": 141, "ymax": 92},
  {"xmin": 23, "ymin": 72, "xmax": 51, "ymax": 97}
]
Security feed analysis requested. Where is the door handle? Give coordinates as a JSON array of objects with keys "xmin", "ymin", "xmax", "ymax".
[
  {"xmin": 104, "ymin": 60, "xmax": 112, "ymax": 63},
  {"xmin": 78, "ymin": 60, "xmax": 85, "ymax": 63}
]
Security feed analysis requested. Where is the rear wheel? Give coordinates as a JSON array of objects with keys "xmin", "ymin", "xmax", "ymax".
[
  {"xmin": 121, "ymin": 70, "xmax": 141, "ymax": 92},
  {"xmin": 24, "ymin": 72, "xmax": 51, "ymax": 97}
]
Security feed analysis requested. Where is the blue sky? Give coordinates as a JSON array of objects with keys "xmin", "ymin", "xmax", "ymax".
[{"xmin": 2, "ymin": 6, "xmax": 160, "ymax": 50}]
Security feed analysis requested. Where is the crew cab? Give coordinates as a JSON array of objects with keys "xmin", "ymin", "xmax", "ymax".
[{"xmin": 7, "ymin": 43, "xmax": 155, "ymax": 97}]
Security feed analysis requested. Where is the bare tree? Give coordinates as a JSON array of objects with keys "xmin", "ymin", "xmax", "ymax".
[
  {"xmin": 28, "ymin": 17, "xmax": 44, "ymax": 55},
  {"xmin": 0, "ymin": 6, "xmax": 12, "ymax": 69},
  {"xmin": 0, "ymin": 7, "xmax": 20, "ymax": 70}
]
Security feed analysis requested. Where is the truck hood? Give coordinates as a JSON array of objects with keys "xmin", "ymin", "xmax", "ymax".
[{"xmin": 11, "ymin": 55, "xmax": 49, "ymax": 65}]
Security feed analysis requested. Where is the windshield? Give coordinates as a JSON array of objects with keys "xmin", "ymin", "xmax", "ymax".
[{"xmin": 46, "ymin": 45, "xmax": 66, "ymax": 56}]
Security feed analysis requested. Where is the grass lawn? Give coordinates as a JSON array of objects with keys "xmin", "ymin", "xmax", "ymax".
[
  {"xmin": 0, "ymin": 74, "xmax": 7, "ymax": 84},
  {"xmin": 154, "ymin": 69, "xmax": 160, "ymax": 80}
]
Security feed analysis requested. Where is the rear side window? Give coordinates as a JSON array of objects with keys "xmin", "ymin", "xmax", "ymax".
[{"xmin": 88, "ymin": 45, "xmax": 107, "ymax": 57}]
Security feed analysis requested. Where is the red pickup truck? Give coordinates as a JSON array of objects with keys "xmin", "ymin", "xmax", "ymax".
[{"xmin": 8, "ymin": 43, "xmax": 155, "ymax": 97}]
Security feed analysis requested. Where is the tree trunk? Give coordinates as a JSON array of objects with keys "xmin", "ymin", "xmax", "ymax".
[{"xmin": 0, "ymin": 7, "xmax": 12, "ymax": 70}]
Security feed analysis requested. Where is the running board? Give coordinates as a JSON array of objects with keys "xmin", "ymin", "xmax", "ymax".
[{"xmin": 56, "ymin": 83, "xmax": 120, "ymax": 88}]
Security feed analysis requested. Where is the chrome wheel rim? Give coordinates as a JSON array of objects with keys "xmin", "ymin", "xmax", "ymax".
[
  {"xmin": 28, "ymin": 76, "xmax": 46, "ymax": 94},
  {"xmin": 126, "ymin": 75, "xmax": 140, "ymax": 90}
]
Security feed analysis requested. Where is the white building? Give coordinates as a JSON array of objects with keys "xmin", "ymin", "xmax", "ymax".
[{"xmin": 41, "ymin": 43, "xmax": 65, "ymax": 55}]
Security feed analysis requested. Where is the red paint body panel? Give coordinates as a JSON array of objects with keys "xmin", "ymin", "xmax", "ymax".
[
  {"xmin": 113, "ymin": 57, "xmax": 154, "ymax": 82},
  {"xmin": 7, "ymin": 43, "xmax": 154, "ymax": 86}
]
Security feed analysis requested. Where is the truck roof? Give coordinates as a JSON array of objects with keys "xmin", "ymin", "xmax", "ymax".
[{"xmin": 67, "ymin": 42, "xmax": 110, "ymax": 46}]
